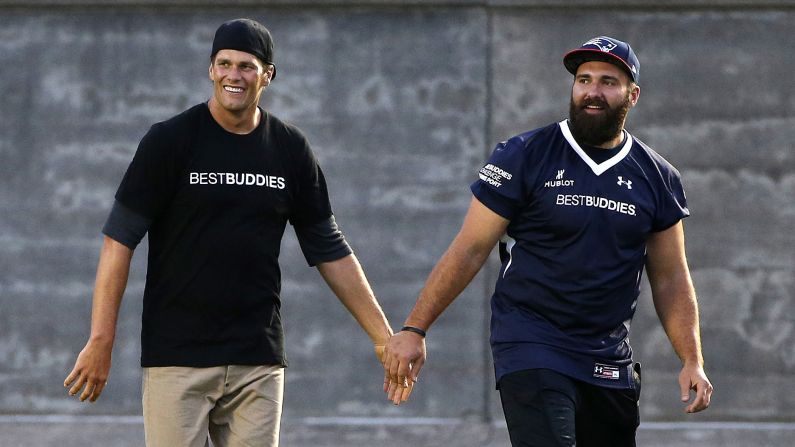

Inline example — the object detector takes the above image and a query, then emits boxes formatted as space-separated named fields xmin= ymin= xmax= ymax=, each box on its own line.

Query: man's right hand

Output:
xmin=382 ymin=330 xmax=426 ymax=405
xmin=63 ymin=338 xmax=113 ymax=403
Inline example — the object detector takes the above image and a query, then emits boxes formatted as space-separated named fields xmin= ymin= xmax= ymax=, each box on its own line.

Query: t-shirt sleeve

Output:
xmin=101 ymin=199 xmax=153 ymax=249
xmin=287 ymin=130 xmax=334 ymax=226
xmin=294 ymin=215 xmax=352 ymax=266
xmin=651 ymin=162 xmax=690 ymax=232
xmin=470 ymin=137 xmax=530 ymax=221
xmin=114 ymin=123 xmax=183 ymax=220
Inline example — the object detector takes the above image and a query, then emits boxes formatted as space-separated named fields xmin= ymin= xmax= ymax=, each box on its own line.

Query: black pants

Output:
xmin=498 ymin=367 xmax=641 ymax=447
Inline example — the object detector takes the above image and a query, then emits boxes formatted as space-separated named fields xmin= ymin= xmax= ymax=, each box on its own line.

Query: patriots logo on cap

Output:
xmin=583 ymin=37 xmax=617 ymax=53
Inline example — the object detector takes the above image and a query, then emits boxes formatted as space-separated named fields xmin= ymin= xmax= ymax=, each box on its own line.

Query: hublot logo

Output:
xmin=545 ymin=169 xmax=575 ymax=188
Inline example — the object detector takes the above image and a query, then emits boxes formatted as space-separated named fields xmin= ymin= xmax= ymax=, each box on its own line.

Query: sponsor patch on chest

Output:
xmin=544 ymin=169 xmax=575 ymax=188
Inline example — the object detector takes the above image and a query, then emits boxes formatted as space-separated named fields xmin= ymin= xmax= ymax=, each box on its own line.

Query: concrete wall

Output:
xmin=0 ymin=1 xmax=793 ymax=427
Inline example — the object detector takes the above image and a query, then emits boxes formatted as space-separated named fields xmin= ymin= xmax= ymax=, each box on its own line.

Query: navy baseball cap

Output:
xmin=211 ymin=18 xmax=276 ymax=79
xmin=563 ymin=36 xmax=639 ymax=83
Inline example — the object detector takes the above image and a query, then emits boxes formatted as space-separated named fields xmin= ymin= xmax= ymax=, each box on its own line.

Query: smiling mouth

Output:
xmin=583 ymin=101 xmax=607 ymax=112
xmin=224 ymin=86 xmax=244 ymax=93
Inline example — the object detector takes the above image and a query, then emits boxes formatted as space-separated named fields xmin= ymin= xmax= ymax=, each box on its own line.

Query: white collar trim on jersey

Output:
xmin=558 ymin=120 xmax=632 ymax=176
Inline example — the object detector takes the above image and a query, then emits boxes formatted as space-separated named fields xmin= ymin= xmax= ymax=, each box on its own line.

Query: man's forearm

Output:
xmin=317 ymin=254 xmax=392 ymax=344
xmin=405 ymin=197 xmax=509 ymax=331
xmin=64 ymin=235 xmax=134 ymax=402
xmin=403 ymin=236 xmax=492 ymax=331
xmin=646 ymin=222 xmax=705 ymax=366
xmin=89 ymin=236 xmax=134 ymax=343
xmin=652 ymin=276 xmax=704 ymax=367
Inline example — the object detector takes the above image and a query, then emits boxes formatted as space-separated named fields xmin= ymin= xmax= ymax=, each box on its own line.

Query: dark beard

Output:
xmin=568 ymin=94 xmax=631 ymax=147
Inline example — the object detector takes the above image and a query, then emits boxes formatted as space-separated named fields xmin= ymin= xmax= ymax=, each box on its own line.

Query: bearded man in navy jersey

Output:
xmin=63 ymin=18 xmax=396 ymax=447
xmin=383 ymin=36 xmax=713 ymax=446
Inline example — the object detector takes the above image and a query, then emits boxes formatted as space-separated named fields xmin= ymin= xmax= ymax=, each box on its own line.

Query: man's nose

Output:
xmin=226 ymin=66 xmax=242 ymax=79
xmin=583 ymin=84 xmax=604 ymax=100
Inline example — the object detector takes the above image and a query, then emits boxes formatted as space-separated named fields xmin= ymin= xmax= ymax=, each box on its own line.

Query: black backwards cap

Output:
xmin=211 ymin=18 xmax=276 ymax=79
xmin=563 ymin=36 xmax=639 ymax=84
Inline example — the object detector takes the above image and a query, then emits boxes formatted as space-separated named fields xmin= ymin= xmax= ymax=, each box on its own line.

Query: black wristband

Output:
xmin=401 ymin=326 xmax=426 ymax=337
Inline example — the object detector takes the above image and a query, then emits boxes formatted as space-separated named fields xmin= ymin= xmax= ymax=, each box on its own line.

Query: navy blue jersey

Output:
xmin=471 ymin=120 xmax=689 ymax=389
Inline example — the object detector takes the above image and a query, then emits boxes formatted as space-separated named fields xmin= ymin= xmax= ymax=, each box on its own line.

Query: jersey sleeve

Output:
xmin=114 ymin=123 xmax=184 ymax=220
xmin=651 ymin=165 xmax=690 ymax=232
xmin=286 ymin=129 xmax=334 ymax=226
xmin=470 ymin=136 xmax=531 ymax=220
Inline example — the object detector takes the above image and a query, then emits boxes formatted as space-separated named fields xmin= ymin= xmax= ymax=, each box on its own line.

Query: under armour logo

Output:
xmin=556 ymin=169 xmax=565 ymax=180
xmin=617 ymin=176 xmax=633 ymax=189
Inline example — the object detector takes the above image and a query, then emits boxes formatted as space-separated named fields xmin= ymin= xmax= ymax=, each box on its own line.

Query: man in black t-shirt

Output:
xmin=64 ymin=18 xmax=397 ymax=447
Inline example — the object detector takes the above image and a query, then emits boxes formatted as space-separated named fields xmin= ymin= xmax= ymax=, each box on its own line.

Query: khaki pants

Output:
xmin=142 ymin=365 xmax=284 ymax=447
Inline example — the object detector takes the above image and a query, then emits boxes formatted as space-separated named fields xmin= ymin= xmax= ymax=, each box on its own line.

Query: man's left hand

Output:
xmin=679 ymin=363 xmax=713 ymax=413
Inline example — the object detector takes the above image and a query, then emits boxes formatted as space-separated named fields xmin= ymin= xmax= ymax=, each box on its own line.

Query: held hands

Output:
xmin=679 ymin=363 xmax=713 ymax=413
xmin=381 ymin=330 xmax=426 ymax=405
xmin=375 ymin=344 xmax=408 ymax=404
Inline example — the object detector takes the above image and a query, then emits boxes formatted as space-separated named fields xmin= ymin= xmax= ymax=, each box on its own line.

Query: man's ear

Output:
xmin=629 ymin=84 xmax=640 ymax=107
xmin=259 ymin=67 xmax=273 ymax=87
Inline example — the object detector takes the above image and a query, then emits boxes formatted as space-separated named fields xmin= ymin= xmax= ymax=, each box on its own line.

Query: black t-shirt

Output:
xmin=116 ymin=103 xmax=334 ymax=367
